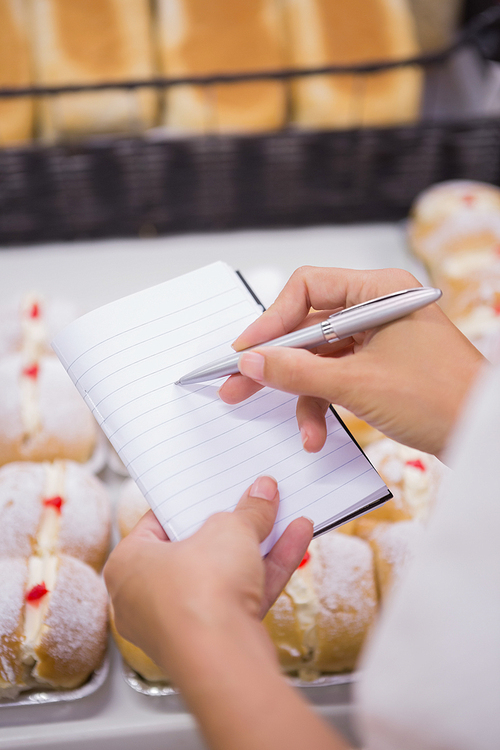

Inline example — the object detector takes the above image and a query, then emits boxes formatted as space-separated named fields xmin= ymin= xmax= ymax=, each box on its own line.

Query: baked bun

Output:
xmin=110 ymin=609 xmax=168 ymax=683
xmin=0 ymin=554 xmax=108 ymax=696
xmin=116 ymin=478 xmax=150 ymax=538
xmin=0 ymin=354 xmax=97 ymax=466
xmin=367 ymin=519 xmax=423 ymax=600
xmin=0 ymin=461 xmax=111 ymax=571
xmin=362 ymin=438 xmax=444 ymax=523
xmin=0 ymin=293 xmax=78 ymax=359
xmin=0 ymin=558 xmax=32 ymax=698
xmin=408 ymin=180 xmax=500 ymax=267
xmin=30 ymin=0 xmax=157 ymax=140
xmin=156 ymin=0 xmax=286 ymax=133
xmin=284 ymin=0 xmax=422 ymax=130
xmin=0 ymin=0 xmax=33 ymax=146
xmin=438 ymin=270 xmax=500 ymax=344
xmin=264 ymin=532 xmax=377 ymax=678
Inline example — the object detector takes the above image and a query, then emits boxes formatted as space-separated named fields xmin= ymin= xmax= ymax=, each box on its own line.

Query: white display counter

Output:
xmin=0 ymin=223 xmax=425 ymax=749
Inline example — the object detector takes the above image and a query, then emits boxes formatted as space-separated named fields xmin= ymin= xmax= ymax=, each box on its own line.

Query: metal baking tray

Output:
xmin=121 ymin=658 xmax=357 ymax=696
xmin=0 ymin=655 xmax=110 ymax=707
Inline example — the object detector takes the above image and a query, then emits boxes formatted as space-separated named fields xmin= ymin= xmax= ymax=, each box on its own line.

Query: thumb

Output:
xmin=238 ymin=347 xmax=354 ymax=403
xmin=233 ymin=476 xmax=279 ymax=544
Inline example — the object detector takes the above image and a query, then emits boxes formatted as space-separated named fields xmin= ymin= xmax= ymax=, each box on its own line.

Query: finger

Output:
xmin=233 ymin=476 xmax=279 ymax=544
xmin=218 ymin=372 xmax=264 ymax=404
xmin=127 ymin=509 xmax=170 ymax=543
xmin=296 ymin=395 xmax=330 ymax=452
xmin=260 ymin=517 xmax=313 ymax=617
xmin=232 ymin=267 xmax=419 ymax=351
xmin=238 ymin=345 xmax=359 ymax=405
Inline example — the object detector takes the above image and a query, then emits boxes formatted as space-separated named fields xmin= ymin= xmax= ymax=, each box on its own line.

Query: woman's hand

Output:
xmin=104 ymin=476 xmax=313 ymax=680
xmin=219 ymin=266 xmax=486 ymax=458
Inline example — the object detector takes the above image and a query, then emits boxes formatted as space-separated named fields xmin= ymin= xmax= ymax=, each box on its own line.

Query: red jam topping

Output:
xmin=462 ymin=194 xmax=475 ymax=206
xmin=22 ymin=363 xmax=39 ymax=379
xmin=493 ymin=302 xmax=500 ymax=316
xmin=406 ymin=458 xmax=426 ymax=471
xmin=26 ymin=583 xmax=49 ymax=603
xmin=29 ymin=303 xmax=40 ymax=319
xmin=298 ymin=551 xmax=310 ymax=568
xmin=495 ymin=244 xmax=500 ymax=257
xmin=43 ymin=496 xmax=64 ymax=512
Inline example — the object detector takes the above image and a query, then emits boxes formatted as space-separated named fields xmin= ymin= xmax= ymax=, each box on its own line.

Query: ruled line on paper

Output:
xmin=89 ymin=310 xmax=257 ymax=409
xmin=120 ymin=389 xmax=277 ymax=466
xmin=276 ymin=466 xmax=375 ymax=525
xmin=116 ymin=389 xmax=290 ymax=458
xmin=137 ymin=407 xmax=298 ymax=490
xmin=75 ymin=301 xmax=250 ymax=391
xmin=68 ymin=286 xmax=245 ymax=378
xmin=163 ymin=434 xmax=352 ymax=526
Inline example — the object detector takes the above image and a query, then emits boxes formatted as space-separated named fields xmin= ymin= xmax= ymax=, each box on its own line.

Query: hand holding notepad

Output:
xmin=52 ymin=262 xmax=391 ymax=554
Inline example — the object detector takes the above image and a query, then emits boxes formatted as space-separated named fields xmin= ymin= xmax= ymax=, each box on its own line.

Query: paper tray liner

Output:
xmin=0 ymin=655 xmax=110 ymax=707
xmin=120 ymin=658 xmax=357 ymax=696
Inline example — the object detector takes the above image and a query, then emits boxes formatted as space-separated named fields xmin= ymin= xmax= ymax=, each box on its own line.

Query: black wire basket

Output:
xmin=1 ymin=7 xmax=500 ymax=245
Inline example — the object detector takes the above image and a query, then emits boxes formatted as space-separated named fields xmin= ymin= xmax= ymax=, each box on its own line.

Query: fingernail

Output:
xmin=250 ymin=476 xmax=277 ymax=501
xmin=300 ymin=427 xmax=309 ymax=450
xmin=302 ymin=516 xmax=315 ymax=526
xmin=238 ymin=352 xmax=265 ymax=381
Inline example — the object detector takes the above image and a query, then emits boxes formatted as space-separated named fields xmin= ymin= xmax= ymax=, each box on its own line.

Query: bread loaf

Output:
xmin=29 ymin=0 xmax=157 ymax=140
xmin=283 ymin=0 xmax=423 ymax=129
xmin=156 ymin=0 xmax=287 ymax=133
xmin=0 ymin=0 xmax=33 ymax=145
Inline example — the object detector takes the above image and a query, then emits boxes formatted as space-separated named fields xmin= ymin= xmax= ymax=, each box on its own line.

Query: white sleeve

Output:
xmin=355 ymin=362 xmax=500 ymax=750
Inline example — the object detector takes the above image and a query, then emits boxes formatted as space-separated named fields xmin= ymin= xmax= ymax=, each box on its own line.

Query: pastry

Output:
xmin=156 ymin=0 xmax=286 ymax=133
xmin=29 ymin=0 xmax=157 ymax=140
xmin=0 ymin=554 xmax=108 ymax=697
xmin=368 ymin=519 xmax=423 ymax=600
xmin=0 ymin=460 xmax=111 ymax=571
xmin=362 ymin=437 xmax=444 ymax=523
xmin=0 ymin=354 xmax=97 ymax=466
xmin=0 ymin=293 xmax=78 ymax=359
xmin=116 ymin=478 xmax=150 ymax=538
xmin=283 ymin=0 xmax=422 ymax=129
xmin=264 ymin=531 xmax=378 ymax=677
xmin=436 ymin=268 xmax=500 ymax=343
xmin=408 ymin=180 xmax=500 ymax=268
xmin=0 ymin=0 xmax=33 ymax=146
xmin=110 ymin=608 xmax=168 ymax=683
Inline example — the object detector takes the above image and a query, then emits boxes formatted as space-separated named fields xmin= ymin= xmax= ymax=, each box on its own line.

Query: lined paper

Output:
xmin=52 ymin=262 xmax=390 ymax=554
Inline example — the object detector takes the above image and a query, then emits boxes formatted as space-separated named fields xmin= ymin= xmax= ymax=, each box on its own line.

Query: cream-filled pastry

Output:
xmin=0 ymin=293 xmax=78 ymax=359
xmin=362 ymin=438 xmax=444 ymax=523
xmin=264 ymin=532 xmax=378 ymax=678
xmin=0 ymin=555 xmax=108 ymax=696
xmin=0 ymin=461 xmax=111 ymax=571
xmin=368 ymin=519 xmax=424 ymax=600
xmin=0 ymin=354 xmax=97 ymax=466
xmin=408 ymin=180 xmax=500 ymax=267
xmin=116 ymin=478 xmax=150 ymax=538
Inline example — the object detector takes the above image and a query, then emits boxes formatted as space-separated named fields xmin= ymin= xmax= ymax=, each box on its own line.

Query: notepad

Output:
xmin=52 ymin=261 xmax=391 ymax=554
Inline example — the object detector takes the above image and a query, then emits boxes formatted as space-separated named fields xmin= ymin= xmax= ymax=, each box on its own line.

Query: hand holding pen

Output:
xmin=217 ymin=267 xmax=485 ymax=458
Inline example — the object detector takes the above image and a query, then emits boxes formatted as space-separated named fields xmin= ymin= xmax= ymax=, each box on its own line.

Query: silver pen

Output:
xmin=176 ymin=286 xmax=442 ymax=385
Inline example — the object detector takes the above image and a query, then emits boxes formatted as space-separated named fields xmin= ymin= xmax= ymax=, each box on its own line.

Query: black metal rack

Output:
xmin=1 ymin=7 xmax=500 ymax=245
